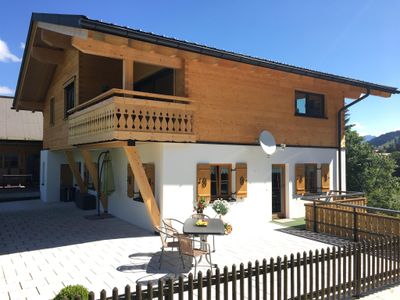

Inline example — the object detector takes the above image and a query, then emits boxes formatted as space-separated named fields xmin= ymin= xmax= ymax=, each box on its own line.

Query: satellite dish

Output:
xmin=259 ymin=130 xmax=276 ymax=156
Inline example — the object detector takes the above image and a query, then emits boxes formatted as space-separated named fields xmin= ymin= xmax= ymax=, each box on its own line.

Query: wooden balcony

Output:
xmin=68 ymin=89 xmax=196 ymax=145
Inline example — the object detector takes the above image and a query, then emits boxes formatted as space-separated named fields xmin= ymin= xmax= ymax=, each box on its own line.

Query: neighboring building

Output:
xmin=13 ymin=13 xmax=398 ymax=231
xmin=0 ymin=96 xmax=42 ymax=187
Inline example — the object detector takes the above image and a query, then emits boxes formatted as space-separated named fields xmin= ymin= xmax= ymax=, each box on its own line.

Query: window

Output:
xmin=210 ymin=165 xmax=231 ymax=200
xmin=64 ymin=78 xmax=75 ymax=117
xmin=134 ymin=68 xmax=174 ymax=96
xmin=4 ymin=153 xmax=18 ymax=169
xmin=304 ymin=164 xmax=318 ymax=194
xmin=49 ymin=97 xmax=55 ymax=126
xmin=295 ymin=91 xmax=325 ymax=118
xmin=295 ymin=163 xmax=331 ymax=195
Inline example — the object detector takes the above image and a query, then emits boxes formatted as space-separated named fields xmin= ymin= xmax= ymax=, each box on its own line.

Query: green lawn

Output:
xmin=272 ymin=217 xmax=306 ymax=229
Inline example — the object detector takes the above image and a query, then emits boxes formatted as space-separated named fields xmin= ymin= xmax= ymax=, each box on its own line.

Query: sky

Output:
xmin=0 ymin=0 xmax=398 ymax=137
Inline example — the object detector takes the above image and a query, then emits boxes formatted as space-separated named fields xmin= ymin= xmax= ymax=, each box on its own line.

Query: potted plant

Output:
xmin=194 ymin=196 xmax=208 ymax=213
xmin=212 ymin=199 xmax=229 ymax=218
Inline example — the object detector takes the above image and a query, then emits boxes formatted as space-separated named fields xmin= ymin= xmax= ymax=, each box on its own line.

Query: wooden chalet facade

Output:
xmin=14 ymin=13 xmax=398 ymax=230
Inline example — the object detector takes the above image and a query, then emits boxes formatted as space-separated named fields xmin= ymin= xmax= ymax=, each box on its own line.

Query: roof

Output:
xmin=0 ymin=97 xmax=43 ymax=141
xmin=14 ymin=13 xmax=399 ymax=108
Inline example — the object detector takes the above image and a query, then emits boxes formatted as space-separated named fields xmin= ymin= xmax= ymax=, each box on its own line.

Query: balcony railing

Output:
xmin=68 ymin=89 xmax=196 ymax=145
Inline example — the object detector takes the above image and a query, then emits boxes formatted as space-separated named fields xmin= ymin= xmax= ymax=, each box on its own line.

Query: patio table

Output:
xmin=183 ymin=218 xmax=224 ymax=252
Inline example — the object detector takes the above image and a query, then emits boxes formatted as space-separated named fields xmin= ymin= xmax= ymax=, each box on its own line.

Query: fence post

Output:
xmin=353 ymin=207 xmax=358 ymax=242
xmin=313 ymin=201 xmax=318 ymax=233
xmin=354 ymin=243 xmax=362 ymax=299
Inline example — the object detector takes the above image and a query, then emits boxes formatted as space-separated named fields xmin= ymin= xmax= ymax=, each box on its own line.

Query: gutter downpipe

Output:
xmin=337 ymin=88 xmax=370 ymax=193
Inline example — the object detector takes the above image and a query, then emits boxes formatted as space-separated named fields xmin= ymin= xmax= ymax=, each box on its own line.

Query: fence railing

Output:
xmin=304 ymin=197 xmax=400 ymax=242
xmin=68 ymin=89 xmax=196 ymax=145
xmin=76 ymin=237 xmax=400 ymax=300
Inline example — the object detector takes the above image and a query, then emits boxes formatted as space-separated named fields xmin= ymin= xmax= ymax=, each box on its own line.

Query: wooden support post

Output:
xmin=79 ymin=149 xmax=109 ymax=210
xmin=65 ymin=150 xmax=86 ymax=193
xmin=123 ymin=59 xmax=134 ymax=90
xmin=124 ymin=146 xmax=160 ymax=227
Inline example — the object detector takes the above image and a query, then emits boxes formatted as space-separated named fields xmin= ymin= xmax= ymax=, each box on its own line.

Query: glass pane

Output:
xmin=295 ymin=92 xmax=306 ymax=114
xmin=220 ymin=183 xmax=229 ymax=195
xmin=220 ymin=167 xmax=229 ymax=181
xmin=210 ymin=166 xmax=217 ymax=181
xmin=4 ymin=153 xmax=18 ymax=168
xmin=305 ymin=165 xmax=317 ymax=193
xmin=211 ymin=166 xmax=217 ymax=197
xmin=307 ymin=94 xmax=323 ymax=117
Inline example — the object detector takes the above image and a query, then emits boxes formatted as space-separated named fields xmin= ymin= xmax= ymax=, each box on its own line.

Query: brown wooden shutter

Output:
xmin=144 ymin=163 xmax=155 ymax=195
xmin=295 ymin=164 xmax=305 ymax=195
xmin=197 ymin=164 xmax=211 ymax=201
xmin=235 ymin=163 xmax=247 ymax=199
xmin=321 ymin=163 xmax=330 ymax=192
xmin=127 ymin=164 xmax=134 ymax=197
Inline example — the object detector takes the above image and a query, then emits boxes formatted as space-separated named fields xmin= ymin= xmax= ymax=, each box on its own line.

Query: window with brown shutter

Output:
xmin=321 ymin=164 xmax=330 ymax=192
xmin=235 ymin=163 xmax=247 ymax=199
xmin=295 ymin=164 xmax=305 ymax=195
xmin=197 ymin=164 xmax=211 ymax=201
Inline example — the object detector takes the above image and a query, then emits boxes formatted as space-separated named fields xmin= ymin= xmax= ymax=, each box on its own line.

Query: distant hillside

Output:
xmin=363 ymin=135 xmax=376 ymax=142
xmin=369 ymin=130 xmax=400 ymax=151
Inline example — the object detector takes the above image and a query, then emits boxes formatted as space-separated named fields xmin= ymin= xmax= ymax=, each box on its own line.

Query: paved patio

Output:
xmin=0 ymin=199 xmax=392 ymax=300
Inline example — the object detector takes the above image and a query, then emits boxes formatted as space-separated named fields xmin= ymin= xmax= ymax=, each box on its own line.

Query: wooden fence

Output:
xmin=305 ymin=197 xmax=400 ymax=241
xmin=71 ymin=237 xmax=400 ymax=300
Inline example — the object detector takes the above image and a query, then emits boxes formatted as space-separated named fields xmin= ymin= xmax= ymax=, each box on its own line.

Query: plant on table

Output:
xmin=212 ymin=199 xmax=229 ymax=217
xmin=212 ymin=199 xmax=232 ymax=234
xmin=194 ymin=196 xmax=208 ymax=213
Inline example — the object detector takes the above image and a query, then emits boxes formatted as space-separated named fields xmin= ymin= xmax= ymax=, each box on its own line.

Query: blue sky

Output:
xmin=0 ymin=0 xmax=398 ymax=136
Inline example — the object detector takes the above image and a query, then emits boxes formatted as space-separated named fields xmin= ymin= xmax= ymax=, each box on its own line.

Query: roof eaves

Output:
xmin=14 ymin=13 xmax=400 ymax=104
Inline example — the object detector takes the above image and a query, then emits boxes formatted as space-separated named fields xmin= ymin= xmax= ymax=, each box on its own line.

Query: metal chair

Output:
xmin=162 ymin=218 xmax=184 ymax=236
xmin=177 ymin=234 xmax=213 ymax=275
xmin=154 ymin=225 xmax=180 ymax=269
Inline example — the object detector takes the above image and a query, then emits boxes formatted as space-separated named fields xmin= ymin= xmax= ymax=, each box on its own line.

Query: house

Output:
xmin=0 ymin=96 xmax=42 ymax=187
xmin=13 ymin=13 xmax=398 ymax=231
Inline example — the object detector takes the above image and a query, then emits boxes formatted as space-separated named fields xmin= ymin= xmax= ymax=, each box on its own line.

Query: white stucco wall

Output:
xmin=40 ymin=143 xmax=342 ymax=232
xmin=40 ymin=150 xmax=67 ymax=203
xmin=161 ymin=143 xmax=271 ymax=229
xmin=106 ymin=144 xmax=164 ymax=232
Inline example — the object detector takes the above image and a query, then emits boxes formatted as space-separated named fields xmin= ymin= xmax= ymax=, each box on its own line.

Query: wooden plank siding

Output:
xmin=42 ymin=49 xmax=79 ymax=150
xmin=37 ymin=30 xmax=366 ymax=150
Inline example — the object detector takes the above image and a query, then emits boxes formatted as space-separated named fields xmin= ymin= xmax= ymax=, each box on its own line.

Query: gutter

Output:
xmin=337 ymin=88 xmax=371 ymax=191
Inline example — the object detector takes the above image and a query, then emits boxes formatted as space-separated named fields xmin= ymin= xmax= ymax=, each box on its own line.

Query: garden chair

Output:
xmin=162 ymin=218 xmax=184 ymax=237
xmin=177 ymin=234 xmax=213 ymax=275
xmin=154 ymin=225 xmax=181 ymax=269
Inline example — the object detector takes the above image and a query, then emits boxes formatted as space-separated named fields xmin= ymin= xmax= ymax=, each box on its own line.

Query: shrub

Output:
xmin=54 ymin=285 xmax=89 ymax=300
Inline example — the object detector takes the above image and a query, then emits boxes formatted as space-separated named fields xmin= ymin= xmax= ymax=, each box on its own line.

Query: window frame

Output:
xmin=210 ymin=164 xmax=232 ymax=201
xmin=294 ymin=90 xmax=326 ymax=119
xmin=64 ymin=76 xmax=76 ymax=118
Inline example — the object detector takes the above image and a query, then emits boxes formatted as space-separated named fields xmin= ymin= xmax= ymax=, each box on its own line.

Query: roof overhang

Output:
xmin=14 ymin=13 xmax=399 ymax=111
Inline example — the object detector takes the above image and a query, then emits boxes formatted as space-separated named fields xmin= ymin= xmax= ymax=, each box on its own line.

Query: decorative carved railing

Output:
xmin=68 ymin=90 xmax=195 ymax=145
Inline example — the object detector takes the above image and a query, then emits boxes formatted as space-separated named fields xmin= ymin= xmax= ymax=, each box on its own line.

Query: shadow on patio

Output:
xmin=0 ymin=199 xmax=153 ymax=255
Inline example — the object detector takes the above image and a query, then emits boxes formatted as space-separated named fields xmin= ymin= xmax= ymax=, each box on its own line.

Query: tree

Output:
xmin=391 ymin=151 xmax=400 ymax=177
xmin=346 ymin=128 xmax=400 ymax=209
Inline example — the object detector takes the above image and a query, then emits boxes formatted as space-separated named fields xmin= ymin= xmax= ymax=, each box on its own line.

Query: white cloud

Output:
xmin=0 ymin=39 xmax=22 ymax=62
xmin=0 ymin=86 xmax=15 ymax=96
xmin=20 ymin=42 xmax=25 ymax=50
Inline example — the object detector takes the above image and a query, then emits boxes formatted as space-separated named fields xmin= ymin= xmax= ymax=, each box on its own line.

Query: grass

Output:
xmin=272 ymin=217 xmax=306 ymax=229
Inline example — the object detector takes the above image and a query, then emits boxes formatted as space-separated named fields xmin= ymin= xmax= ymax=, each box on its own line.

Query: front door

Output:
xmin=272 ymin=165 xmax=285 ymax=218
